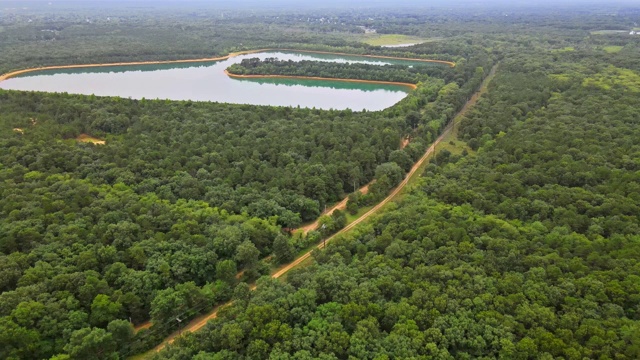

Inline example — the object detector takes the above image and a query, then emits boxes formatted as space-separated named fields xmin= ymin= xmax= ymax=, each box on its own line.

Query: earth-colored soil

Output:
xmin=0 ymin=49 xmax=455 ymax=83
xmin=296 ymin=182 xmax=372 ymax=235
xmin=134 ymin=322 xmax=151 ymax=333
xmin=145 ymin=63 xmax=498 ymax=357
xmin=76 ymin=134 xmax=106 ymax=145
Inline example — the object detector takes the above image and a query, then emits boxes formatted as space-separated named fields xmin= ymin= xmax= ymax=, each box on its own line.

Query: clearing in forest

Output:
xmin=603 ymin=45 xmax=624 ymax=53
xmin=77 ymin=133 xmax=106 ymax=145
xmin=358 ymin=34 xmax=432 ymax=46
xmin=590 ymin=30 xmax=628 ymax=35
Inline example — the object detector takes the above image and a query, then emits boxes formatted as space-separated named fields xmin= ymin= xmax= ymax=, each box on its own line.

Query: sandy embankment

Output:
xmin=0 ymin=49 xmax=454 ymax=83
xmin=76 ymin=134 xmax=106 ymax=145
xmin=224 ymin=70 xmax=418 ymax=90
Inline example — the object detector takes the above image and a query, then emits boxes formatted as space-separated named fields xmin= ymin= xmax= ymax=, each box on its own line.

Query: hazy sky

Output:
xmin=5 ymin=0 xmax=639 ymax=5
xmin=4 ymin=0 xmax=638 ymax=12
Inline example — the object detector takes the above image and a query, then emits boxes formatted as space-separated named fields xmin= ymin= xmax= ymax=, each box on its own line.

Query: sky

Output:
xmin=6 ymin=0 xmax=639 ymax=5
xmin=3 ymin=0 xmax=638 ymax=12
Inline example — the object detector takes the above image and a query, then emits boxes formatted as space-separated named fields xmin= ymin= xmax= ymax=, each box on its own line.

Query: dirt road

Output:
xmin=144 ymin=63 xmax=497 ymax=356
xmin=273 ymin=64 xmax=499 ymax=280
xmin=153 ymin=113 xmax=452 ymax=352
xmin=273 ymin=128 xmax=447 ymax=277
xmin=153 ymin=137 xmax=444 ymax=352
xmin=296 ymin=183 xmax=370 ymax=234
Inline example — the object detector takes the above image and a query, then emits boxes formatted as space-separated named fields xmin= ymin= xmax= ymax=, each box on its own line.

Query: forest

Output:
xmin=226 ymin=58 xmax=452 ymax=84
xmin=1 ymin=1 xmax=640 ymax=360
xmin=156 ymin=15 xmax=640 ymax=360
xmin=0 ymin=5 xmax=497 ymax=359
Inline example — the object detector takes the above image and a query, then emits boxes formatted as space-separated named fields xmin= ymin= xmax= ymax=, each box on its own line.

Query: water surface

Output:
xmin=0 ymin=51 xmax=438 ymax=111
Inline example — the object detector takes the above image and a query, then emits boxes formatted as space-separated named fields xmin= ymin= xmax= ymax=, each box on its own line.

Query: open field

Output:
xmin=590 ymin=30 xmax=628 ymax=35
xmin=356 ymin=34 xmax=432 ymax=46
xmin=551 ymin=46 xmax=575 ymax=52
xmin=603 ymin=45 xmax=624 ymax=53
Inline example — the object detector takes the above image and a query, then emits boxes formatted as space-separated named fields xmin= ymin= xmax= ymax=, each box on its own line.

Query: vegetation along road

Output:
xmin=147 ymin=63 xmax=499 ymax=356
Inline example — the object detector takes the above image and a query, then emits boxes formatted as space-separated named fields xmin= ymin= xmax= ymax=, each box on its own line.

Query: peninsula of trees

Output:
xmin=226 ymin=58 xmax=449 ymax=84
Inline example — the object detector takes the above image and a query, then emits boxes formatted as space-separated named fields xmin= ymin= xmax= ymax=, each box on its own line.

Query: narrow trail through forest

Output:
xmin=297 ymin=182 xmax=370 ymax=234
xmin=143 ymin=63 xmax=499 ymax=357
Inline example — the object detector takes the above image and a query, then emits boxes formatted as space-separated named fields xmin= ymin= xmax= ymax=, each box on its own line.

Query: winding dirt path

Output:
xmin=0 ymin=49 xmax=453 ymax=83
xmin=297 ymin=182 xmax=371 ymax=234
xmin=272 ymin=131 xmax=445 ymax=277
xmin=146 ymin=63 xmax=498 ymax=356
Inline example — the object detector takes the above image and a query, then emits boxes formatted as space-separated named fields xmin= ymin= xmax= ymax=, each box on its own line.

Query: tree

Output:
xmin=405 ymin=111 xmax=421 ymax=129
xmin=90 ymin=295 xmax=122 ymax=328
xmin=375 ymin=162 xmax=404 ymax=188
xmin=331 ymin=210 xmax=347 ymax=232
xmin=150 ymin=282 xmax=208 ymax=326
xmin=64 ymin=328 xmax=117 ymax=360
xmin=273 ymin=234 xmax=295 ymax=264
xmin=235 ymin=240 xmax=260 ymax=270
xmin=388 ymin=150 xmax=413 ymax=173
xmin=0 ymin=317 xmax=41 ymax=360
xmin=106 ymin=319 xmax=134 ymax=354
xmin=216 ymin=259 xmax=238 ymax=285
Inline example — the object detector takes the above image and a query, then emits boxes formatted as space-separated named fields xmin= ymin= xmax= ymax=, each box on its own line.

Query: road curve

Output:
xmin=272 ymin=127 xmax=447 ymax=277
xmin=272 ymin=64 xmax=499 ymax=280
xmin=153 ymin=129 xmax=447 ymax=353
xmin=154 ymin=110 xmax=452 ymax=353
xmin=146 ymin=62 xmax=497 ymax=357
xmin=296 ymin=183 xmax=370 ymax=235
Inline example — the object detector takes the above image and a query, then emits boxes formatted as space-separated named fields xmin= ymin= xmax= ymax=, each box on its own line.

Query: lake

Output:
xmin=0 ymin=51 xmax=439 ymax=111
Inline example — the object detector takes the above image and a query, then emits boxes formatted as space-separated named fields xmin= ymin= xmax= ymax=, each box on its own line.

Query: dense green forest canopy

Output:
xmin=157 ymin=18 xmax=640 ymax=360
xmin=0 ymin=4 xmax=497 ymax=359
xmin=1 ymin=2 xmax=640 ymax=360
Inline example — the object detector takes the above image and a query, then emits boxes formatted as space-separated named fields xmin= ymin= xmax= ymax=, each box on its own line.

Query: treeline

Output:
xmin=227 ymin=58 xmax=451 ymax=84
xmin=154 ymin=37 xmax=640 ymax=360
xmin=0 ymin=91 xmax=422 ymax=229
xmin=0 ymin=8 xmax=457 ymax=76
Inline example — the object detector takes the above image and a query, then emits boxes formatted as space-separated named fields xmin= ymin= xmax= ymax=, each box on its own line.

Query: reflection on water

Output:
xmin=233 ymin=76 xmax=408 ymax=92
xmin=0 ymin=51 xmax=442 ymax=111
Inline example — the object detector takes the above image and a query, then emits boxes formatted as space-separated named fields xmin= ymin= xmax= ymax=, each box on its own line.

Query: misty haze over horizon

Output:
xmin=4 ymin=0 xmax=639 ymax=9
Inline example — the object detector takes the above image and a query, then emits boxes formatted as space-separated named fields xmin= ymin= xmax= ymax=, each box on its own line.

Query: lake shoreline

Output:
xmin=224 ymin=69 xmax=418 ymax=90
xmin=0 ymin=48 xmax=454 ymax=82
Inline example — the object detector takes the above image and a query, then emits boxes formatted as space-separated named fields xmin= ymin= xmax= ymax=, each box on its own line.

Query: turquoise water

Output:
xmin=0 ymin=51 xmax=434 ymax=111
